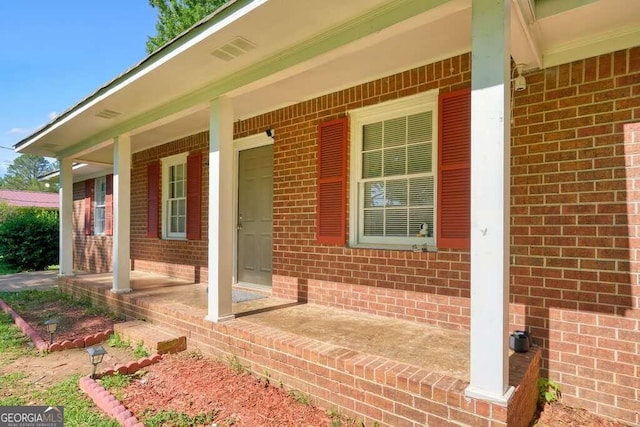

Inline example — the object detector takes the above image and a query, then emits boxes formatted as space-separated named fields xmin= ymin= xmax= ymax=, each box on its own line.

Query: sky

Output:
xmin=0 ymin=1 xmax=158 ymax=176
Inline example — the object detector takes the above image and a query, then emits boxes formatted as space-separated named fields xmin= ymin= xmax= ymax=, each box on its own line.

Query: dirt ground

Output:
xmin=2 ymin=346 xmax=135 ymax=390
xmin=17 ymin=300 xmax=121 ymax=343
xmin=4 ymin=295 xmax=632 ymax=426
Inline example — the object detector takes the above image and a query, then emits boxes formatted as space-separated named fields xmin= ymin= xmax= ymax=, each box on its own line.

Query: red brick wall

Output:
xmin=235 ymin=49 xmax=640 ymax=423
xmin=73 ymin=133 xmax=210 ymax=283
xmin=72 ymin=180 xmax=112 ymax=273
xmin=69 ymin=48 xmax=640 ymax=424
xmin=509 ymin=48 xmax=640 ymax=424
xmin=235 ymin=53 xmax=474 ymax=330
xmin=130 ymin=132 xmax=209 ymax=283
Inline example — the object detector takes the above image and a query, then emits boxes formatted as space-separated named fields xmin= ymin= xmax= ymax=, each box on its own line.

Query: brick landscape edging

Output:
xmin=48 ymin=329 xmax=114 ymax=352
xmin=79 ymin=354 xmax=162 ymax=427
xmin=0 ymin=297 xmax=114 ymax=353
xmin=0 ymin=298 xmax=49 ymax=352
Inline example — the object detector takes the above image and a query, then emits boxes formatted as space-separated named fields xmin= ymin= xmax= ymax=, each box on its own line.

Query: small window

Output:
xmin=162 ymin=153 xmax=187 ymax=239
xmin=94 ymin=177 xmax=106 ymax=235
xmin=349 ymin=91 xmax=438 ymax=249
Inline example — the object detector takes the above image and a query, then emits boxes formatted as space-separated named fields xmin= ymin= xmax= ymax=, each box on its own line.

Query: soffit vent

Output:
xmin=95 ymin=109 xmax=122 ymax=119
xmin=210 ymin=36 xmax=256 ymax=61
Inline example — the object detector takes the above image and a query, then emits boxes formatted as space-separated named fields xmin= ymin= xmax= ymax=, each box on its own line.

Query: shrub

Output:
xmin=0 ymin=208 xmax=58 ymax=271
xmin=0 ymin=202 xmax=15 ymax=223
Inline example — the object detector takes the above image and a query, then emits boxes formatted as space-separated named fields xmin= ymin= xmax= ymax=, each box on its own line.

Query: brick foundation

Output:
xmin=60 ymin=276 xmax=539 ymax=426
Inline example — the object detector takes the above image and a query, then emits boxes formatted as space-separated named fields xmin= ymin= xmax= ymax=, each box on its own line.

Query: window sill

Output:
xmin=349 ymin=243 xmax=438 ymax=253
xmin=162 ymin=236 xmax=187 ymax=241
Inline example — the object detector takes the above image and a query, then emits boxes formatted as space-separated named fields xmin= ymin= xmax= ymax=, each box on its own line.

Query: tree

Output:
xmin=0 ymin=155 xmax=57 ymax=192
xmin=146 ymin=0 xmax=229 ymax=54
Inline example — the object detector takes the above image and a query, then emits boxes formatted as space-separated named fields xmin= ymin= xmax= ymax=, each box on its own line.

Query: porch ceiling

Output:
xmin=15 ymin=0 xmax=640 ymax=173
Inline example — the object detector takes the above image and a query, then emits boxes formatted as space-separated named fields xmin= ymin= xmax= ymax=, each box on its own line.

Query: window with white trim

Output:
xmin=349 ymin=91 xmax=437 ymax=249
xmin=162 ymin=153 xmax=187 ymax=239
xmin=94 ymin=176 xmax=106 ymax=235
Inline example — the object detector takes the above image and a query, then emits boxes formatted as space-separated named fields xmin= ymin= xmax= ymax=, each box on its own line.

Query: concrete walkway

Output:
xmin=0 ymin=270 xmax=59 ymax=292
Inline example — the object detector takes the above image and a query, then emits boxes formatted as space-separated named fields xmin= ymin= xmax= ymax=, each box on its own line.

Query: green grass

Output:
xmin=0 ymin=372 xmax=29 ymax=405
xmin=0 ymin=312 xmax=33 ymax=361
xmin=99 ymin=373 xmax=134 ymax=401
xmin=0 ymin=289 xmax=120 ymax=322
xmin=99 ymin=373 xmax=132 ymax=390
xmin=36 ymin=374 xmax=118 ymax=427
xmin=106 ymin=332 xmax=130 ymax=349
xmin=0 ymin=293 xmax=120 ymax=426
xmin=0 ymin=289 xmax=60 ymax=310
xmin=0 ymin=256 xmax=57 ymax=275
xmin=132 ymin=340 xmax=150 ymax=359
xmin=142 ymin=409 xmax=218 ymax=427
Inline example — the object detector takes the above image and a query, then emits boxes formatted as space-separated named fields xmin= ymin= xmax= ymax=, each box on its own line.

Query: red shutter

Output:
xmin=147 ymin=162 xmax=160 ymax=238
xmin=186 ymin=152 xmax=202 ymax=240
xmin=84 ymin=180 xmax=92 ymax=235
xmin=105 ymin=174 xmax=113 ymax=236
xmin=437 ymin=89 xmax=471 ymax=250
xmin=316 ymin=117 xmax=347 ymax=245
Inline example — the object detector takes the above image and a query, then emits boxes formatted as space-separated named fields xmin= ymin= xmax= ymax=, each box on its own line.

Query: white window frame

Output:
xmin=348 ymin=90 xmax=438 ymax=250
xmin=161 ymin=153 xmax=188 ymax=240
xmin=94 ymin=176 xmax=106 ymax=235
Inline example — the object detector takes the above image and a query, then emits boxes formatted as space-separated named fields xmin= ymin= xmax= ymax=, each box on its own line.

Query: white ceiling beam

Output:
xmin=511 ymin=0 xmax=542 ymax=69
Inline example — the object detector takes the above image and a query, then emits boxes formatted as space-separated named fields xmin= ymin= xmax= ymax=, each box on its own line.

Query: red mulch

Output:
xmin=119 ymin=352 xmax=338 ymax=427
xmin=533 ymin=402 xmax=631 ymax=426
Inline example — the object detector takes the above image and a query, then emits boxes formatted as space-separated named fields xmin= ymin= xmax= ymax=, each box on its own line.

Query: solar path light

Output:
xmin=44 ymin=318 xmax=59 ymax=345
xmin=86 ymin=345 xmax=108 ymax=379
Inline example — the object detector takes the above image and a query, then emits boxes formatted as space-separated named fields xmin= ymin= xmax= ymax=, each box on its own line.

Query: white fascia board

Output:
xmin=543 ymin=24 xmax=640 ymax=68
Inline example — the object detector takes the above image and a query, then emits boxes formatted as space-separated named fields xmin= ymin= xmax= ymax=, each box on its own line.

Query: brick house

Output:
xmin=15 ymin=0 xmax=640 ymax=425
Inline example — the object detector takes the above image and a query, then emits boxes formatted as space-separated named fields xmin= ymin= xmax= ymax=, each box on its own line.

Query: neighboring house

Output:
xmin=13 ymin=0 xmax=640 ymax=425
xmin=0 ymin=189 xmax=58 ymax=210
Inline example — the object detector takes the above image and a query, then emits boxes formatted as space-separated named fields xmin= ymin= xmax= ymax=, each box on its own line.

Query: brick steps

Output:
xmin=114 ymin=320 xmax=186 ymax=354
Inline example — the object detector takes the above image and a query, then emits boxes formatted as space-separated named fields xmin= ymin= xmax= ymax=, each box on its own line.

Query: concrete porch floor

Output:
xmin=66 ymin=271 xmax=534 ymax=384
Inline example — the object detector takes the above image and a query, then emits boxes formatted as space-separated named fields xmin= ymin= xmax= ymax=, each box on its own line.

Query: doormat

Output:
xmin=232 ymin=289 xmax=266 ymax=303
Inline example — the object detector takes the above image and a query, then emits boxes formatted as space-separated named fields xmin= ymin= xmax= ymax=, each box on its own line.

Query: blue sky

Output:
xmin=0 ymin=1 xmax=158 ymax=176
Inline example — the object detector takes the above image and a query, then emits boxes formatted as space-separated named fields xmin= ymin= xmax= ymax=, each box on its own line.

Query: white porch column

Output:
xmin=112 ymin=135 xmax=132 ymax=293
xmin=465 ymin=0 xmax=513 ymax=404
xmin=206 ymin=97 xmax=234 ymax=322
xmin=58 ymin=157 xmax=73 ymax=276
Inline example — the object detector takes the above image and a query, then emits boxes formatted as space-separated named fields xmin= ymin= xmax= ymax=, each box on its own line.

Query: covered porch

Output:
xmin=30 ymin=0 xmax=531 ymax=405
xmin=15 ymin=0 xmax=639 ymax=424
xmin=59 ymin=271 xmax=540 ymax=426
